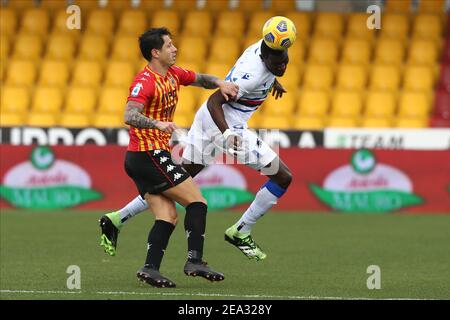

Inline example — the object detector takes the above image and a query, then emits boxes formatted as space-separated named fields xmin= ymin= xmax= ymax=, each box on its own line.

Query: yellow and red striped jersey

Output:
xmin=127 ymin=65 xmax=196 ymax=151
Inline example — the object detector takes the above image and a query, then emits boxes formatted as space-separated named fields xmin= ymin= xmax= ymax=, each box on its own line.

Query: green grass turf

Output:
xmin=1 ymin=210 xmax=449 ymax=300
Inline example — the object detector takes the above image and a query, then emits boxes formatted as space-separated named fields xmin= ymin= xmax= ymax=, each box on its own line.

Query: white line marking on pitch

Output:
xmin=0 ymin=289 xmax=428 ymax=300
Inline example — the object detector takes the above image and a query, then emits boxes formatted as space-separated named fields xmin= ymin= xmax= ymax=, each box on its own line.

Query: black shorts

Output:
xmin=124 ymin=150 xmax=190 ymax=197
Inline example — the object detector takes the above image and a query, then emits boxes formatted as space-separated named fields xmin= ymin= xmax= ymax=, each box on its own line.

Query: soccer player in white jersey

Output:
xmin=100 ymin=40 xmax=292 ymax=261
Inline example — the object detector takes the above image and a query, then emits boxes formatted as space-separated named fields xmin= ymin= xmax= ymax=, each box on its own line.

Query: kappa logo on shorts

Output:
xmin=160 ymin=156 xmax=168 ymax=164
xmin=153 ymin=150 xmax=161 ymax=155
xmin=166 ymin=165 xmax=175 ymax=172
xmin=174 ymin=173 xmax=182 ymax=181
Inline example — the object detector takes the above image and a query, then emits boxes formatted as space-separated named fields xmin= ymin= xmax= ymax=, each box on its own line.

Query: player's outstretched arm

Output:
xmin=191 ymin=74 xmax=238 ymax=101
xmin=272 ymin=79 xmax=287 ymax=99
xmin=124 ymin=101 xmax=178 ymax=133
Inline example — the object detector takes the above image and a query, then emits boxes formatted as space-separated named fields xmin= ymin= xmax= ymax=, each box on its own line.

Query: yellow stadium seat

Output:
xmin=259 ymin=116 xmax=292 ymax=129
xmin=370 ymin=64 xmax=401 ymax=91
xmin=237 ymin=0 xmax=266 ymax=13
xmin=150 ymin=10 xmax=180 ymax=34
xmin=117 ymin=10 xmax=147 ymax=36
xmin=86 ymin=10 xmax=114 ymax=37
xmin=106 ymin=0 xmax=133 ymax=13
xmin=176 ymin=37 xmax=207 ymax=65
xmin=172 ymin=0 xmax=198 ymax=11
xmin=142 ymin=0 xmax=168 ymax=11
xmin=0 ymin=61 xmax=6 ymax=82
xmin=403 ymin=65 xmax=434 ymax=91
xmin=327 ymin=116 xmax=358 ymax=128
xmin=346 ymin=13 xmax=377 ymax=41
xmin=59 ymin=113 xmax=91 ymax=128
xmin=209 ymin=37 xmax=240 ymax=65
xmin=0 ymin=35 xmax=9 ymax=61
xmin=413 ymin=14 xmax=442 ymax=40
xmin=243 ymin=35 xmax=262 ymax=51
xmin=308 ymin=38 xmax=339 ymax=64
xmin=297 ymin=90 xmax=329 ymax=117
xmin=65 ymin=87 xmax=97 ymax=114
xmin=111 ymin=36 xmax=141 ymax=62
xmin=341 ymin=39 xmax=372 ymax=64
xmin=365 ymin=91 xmax=396 ymax=118
xmin=31 ymin=87 xmax=63 ymax=114
xmin=136 ymin=58 xmax=148 ymax=72
xmin=20 ymin=8 xmax=49 ymax=37
xmin=0 ymin=8 xmax=17 ymax=36
xmin=418 ymin=0 xmax=445 ymax=13
xmin=73 ymin=0 xmax=101 ymax=12
xmin=176 ymin=62 xmax=201 ymax=74
xmin=204 ymin=63 xmax=230 ymax=80
xmin=395 ymin=117 xmax=428 ymax=128
xmin=0 ymin=112 xmax=25 ymax=127
xmin=6 ymin=60 xmax=36 ymax=87
xmin=281 ymin=65 xmax=301 ymax=90
xmin=361 ymin=117 xmax=393 ymax=128
xmin=173 ymin=113 xmax=194 ymax=128
xmin=176 ymin=87 xmax=197 ymax=116
xmin=375 ymin=38 xmax=405 ymax=65
xmin=78 ymin=35 xmax=109 ymax=62
xmin=40 ymin=0 xmax=68 ymax=14
xmin=331 ymin=91 xmax=363 ymax=117
xmin=12 ymin=34 xmax=43 ymax=61
xmin=288 ymin=41 xmax=305 ymax=61
xmin=38 ymin=60 xmax=69 ymax=88
xmin=72 ymin=61 xmax=103 ymax=88
xmin=303 ymin=64 xmax=334 ymax=90
xmin=51 ymin=9 xmax=82 ymax=40
xmin=104 ymin=61 xmax=135 ymax=88
xmin=27 ymin=112 xmax=57 ymax=127
xmin=182 ymin=11 xmax=212 ymax=38
xmin=293 ymin=116 xmax=325 ymax=130
xmin=45 ymin=35 xmax=76 ymax=62
xmin=385 ymin=0 xmax=411 ymax=13
xmin=198 ymin=90 xmax=215 ymax=107
xmin=98 ymin=88 xmax=128 ymax=114
xmin=1 ymin=86 xmax=30 ymax=114
xmin=314 ymin=13 xmax=344 ymax=40
xmin=336 ymin=64 xmax=368 ymax=90
xmin=408 ymin=39 xmax=438 ymax=65
xmin=399 ymin=91 xmax=430 ymax=117
xmin=380 ymin=13 xmax=410 ymax=40
xmin=204 ymin=0 xmax=231 ymax=12
xmin=93 ymin=114 xmax=125 ymax=128
xmin=262 ymin=93 xmax=296 ymax=116
xmin=285 ymin=12 xmax=311 ymax=41
xmin=270 ymin=0 xmax=297 ymax=14
xmin=215 ymin=11 xmax=245 ymax=39
xmin=248 ymin=11 xmax=275 ymax=37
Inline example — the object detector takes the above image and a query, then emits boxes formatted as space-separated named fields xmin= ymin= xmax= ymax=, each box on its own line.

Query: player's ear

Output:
xmin=151 ymin=48 xmax=160 ymax=59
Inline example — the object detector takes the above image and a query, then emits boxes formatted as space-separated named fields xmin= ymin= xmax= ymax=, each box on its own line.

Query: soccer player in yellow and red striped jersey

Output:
xmin=99 ymin=28 xmax=238 ymax=288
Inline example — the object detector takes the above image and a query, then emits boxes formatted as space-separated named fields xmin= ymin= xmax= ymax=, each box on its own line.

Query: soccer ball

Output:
xmin=262 ymin=16 xmax=297 ymax=50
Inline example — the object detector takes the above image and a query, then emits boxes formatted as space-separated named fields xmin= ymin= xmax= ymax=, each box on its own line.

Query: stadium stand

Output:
xmin=0 ymin=0 xmax=448 ymax=129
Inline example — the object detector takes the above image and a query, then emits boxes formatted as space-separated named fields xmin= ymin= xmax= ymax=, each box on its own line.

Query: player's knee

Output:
xmin=279 ymin=169 xmax=292 ymax=189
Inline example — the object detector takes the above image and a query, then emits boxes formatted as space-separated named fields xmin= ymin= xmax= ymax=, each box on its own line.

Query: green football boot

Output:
xmin=224 ymin=224 xmax=267 ymax=261
xmin=99 ymin=212 xmax=122 ymax=256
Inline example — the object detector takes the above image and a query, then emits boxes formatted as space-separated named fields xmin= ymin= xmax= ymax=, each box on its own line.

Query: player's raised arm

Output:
xmin=191 ymin=74 xmax=238 ymax=101
xmin=124 ymin=101 xmax=178 ymax=134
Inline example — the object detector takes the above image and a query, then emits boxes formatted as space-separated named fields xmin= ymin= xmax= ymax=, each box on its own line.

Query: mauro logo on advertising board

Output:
xmin=192 ymin=165 xmax=254 ymax=210
xmin=310 ymin=149 xmax=423 ymax=213
xmin=0 ymin=146 xmax=102 ymax=209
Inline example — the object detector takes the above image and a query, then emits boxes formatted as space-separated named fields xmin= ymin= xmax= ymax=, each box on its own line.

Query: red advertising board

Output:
xmin=1 ymin=145 xmax=449 ymax=213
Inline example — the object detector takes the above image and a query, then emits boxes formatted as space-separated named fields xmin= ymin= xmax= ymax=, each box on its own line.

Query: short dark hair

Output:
xmin=139 ymin=28 xmax=172 ymax=61
xmin=260 ymin=40 xmax=286 ymax=59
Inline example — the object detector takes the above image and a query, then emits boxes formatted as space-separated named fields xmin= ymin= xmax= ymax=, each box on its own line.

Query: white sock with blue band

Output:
xmin=236 ymin=180 xmax=287 ymax=234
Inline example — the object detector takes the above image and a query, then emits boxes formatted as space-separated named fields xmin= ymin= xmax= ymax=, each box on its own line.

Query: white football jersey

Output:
xmin=196 ymin=40 xmax=276 ymax=128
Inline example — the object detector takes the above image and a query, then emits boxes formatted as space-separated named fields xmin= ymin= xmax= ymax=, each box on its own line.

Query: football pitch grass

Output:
xmin=1 ymin=210 xmax=449 ymax=300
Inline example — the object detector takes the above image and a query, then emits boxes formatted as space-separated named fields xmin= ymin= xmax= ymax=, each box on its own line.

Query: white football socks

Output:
xmin=119 ymin=195 xmax=149 ymax=224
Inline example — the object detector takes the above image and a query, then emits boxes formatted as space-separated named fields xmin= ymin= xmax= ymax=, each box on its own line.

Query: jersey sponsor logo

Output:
xmin=241 ymin=73 xmax=251 ymax=80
